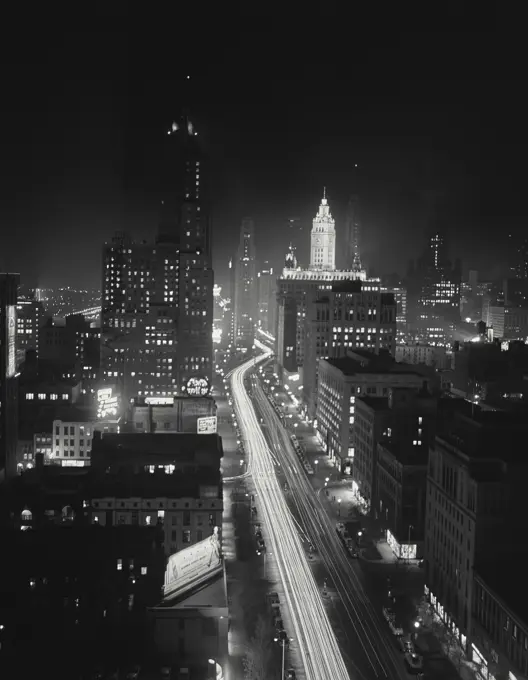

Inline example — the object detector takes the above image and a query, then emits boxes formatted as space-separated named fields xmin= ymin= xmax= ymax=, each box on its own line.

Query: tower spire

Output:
xmin=323 ymin=186 xmax=326 ymax=200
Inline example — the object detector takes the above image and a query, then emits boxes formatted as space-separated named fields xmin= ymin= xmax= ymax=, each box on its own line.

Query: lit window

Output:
xmin=26 ymin=393 xmax=34 ymax=400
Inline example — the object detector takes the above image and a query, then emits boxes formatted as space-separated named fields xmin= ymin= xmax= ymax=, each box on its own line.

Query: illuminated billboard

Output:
xmin=164 ymin=527 xmax=222 ymax=599
xmin=6 ymin=305 xmax=15 ymax=378
xmin=97 ymin=387 xmax=119 ymax=419
xmin=185 ymin=376 xmax=211 ymax=397
xmin=145 ymin=396 xmax=174 ymax=405
xmin=197 ymin=416 xmax=217 ymax=435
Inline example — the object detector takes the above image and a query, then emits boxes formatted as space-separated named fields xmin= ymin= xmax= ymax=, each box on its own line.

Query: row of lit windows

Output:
xmin=26 ymin=393 xmax=69 ymax=401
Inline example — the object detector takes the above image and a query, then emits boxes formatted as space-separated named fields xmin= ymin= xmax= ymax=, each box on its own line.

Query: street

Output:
xmin=250 ymin=371 xmax=409 ymax=680
xmin=228 ymin=353 xmax=349 ymax=680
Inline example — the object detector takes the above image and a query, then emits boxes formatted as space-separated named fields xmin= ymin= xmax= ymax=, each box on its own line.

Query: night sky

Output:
xmin=2 ymin=20 xmax=526 ymax=290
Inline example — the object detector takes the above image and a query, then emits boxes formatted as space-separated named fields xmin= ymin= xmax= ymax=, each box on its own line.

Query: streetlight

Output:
xmin=337 ymin=498 xmax=342 ymax=517
xmin=274 ymin=636 xmax=292 ymax=680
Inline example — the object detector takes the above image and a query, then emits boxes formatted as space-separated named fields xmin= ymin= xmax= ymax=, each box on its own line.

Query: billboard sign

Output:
xmin=97 ymin=387 xmax=119 ymax=419
xmin=6 ymin=305 xmax=15 ymax=378
xmin=197 ymin=416 xmax=217 ymax=435
xmin=146 ymin=396 xmax=174 ymax=405
xmin=185 ymin=376 xmax=211 ymax=397
xmin=164 ymin=527 xmax=222 ymax=599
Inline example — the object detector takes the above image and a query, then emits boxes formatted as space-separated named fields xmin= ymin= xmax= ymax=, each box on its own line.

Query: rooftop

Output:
xmin=88 ymin=470 xmax=221 ymax=499
xmin=323 ymin=355 xmax=423 ymax=378
xmin=379 ymin=439 xmax=428 ymax=467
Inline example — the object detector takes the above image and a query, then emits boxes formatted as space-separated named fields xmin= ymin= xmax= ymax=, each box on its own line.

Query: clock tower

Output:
xmin=310 ymin=188 xmax=336 ymax=270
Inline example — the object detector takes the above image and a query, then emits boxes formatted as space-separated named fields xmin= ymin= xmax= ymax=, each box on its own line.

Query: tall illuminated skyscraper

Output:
xmin=310 ymin=188 xmax=336 ymax=270
xmin=101 ymin=112 xmax=214 ymax=403
xmin=233 ymin=218 xmax=257 ymax=349
xmin=345 ymin=194 xmax=362 ymax=272
xmin=0 ymin=273 xmax=19 ymax=481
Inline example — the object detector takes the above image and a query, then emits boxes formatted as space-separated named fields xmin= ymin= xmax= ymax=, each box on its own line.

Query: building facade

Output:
xmin=303 ymin=282 xmax=397 ymax=416
xmin=233 ymin=218 xmax=257 ymax=349
xmin=310 ymin=189 xmax=336 ymax=270
xmin=101 ymin=112 xmax=213 ymax=404
xmin=0 ymin=272 xmax=20 ymax=481
xmin=16 ymin=294 xmax=45 ymax=366
xmin=315 ymin=353 xmax=427 ymax=473
xmin=424 ymin=410 xmax=528 ymax=651
xmin=257 ymin=262 xmax=274 ymax=334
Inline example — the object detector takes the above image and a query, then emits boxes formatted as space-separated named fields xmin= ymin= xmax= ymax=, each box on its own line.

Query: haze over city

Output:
xmin=2 ymin=19 xmax=528 ymax=680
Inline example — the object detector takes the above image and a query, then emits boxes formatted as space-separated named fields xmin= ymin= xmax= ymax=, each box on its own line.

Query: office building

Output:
xmin=395 ymin=343 xmax=449 ymax=368
xmin=16 ymin=293 xmax=45 ymax=366
xmin=381 ymin=284 xmax=407 ymax=340
xmin=303 ymin=281 xmax=396 ymax=416
xmin=472 ymin=562 xmax=528 ymax=680
xmin=310 ymin=187 xmax=336 ymax=270
xmin=0 ymin=273 xmax=20 ymax=481
xmin=101 ymin=112 xmax=214 ymax=404
xmin=407 ymin=231 xmax=461 ymax=346
xmin=257 ymin=261 xmax=274 ymax=334
xmin=344 ymin=194 xmax=362 ymax=272
xmin=276 ymin=191 xmax=367 ymax=379
xmin=90 ymin=432 xmax=223 ymax=557
xmin=315 ymin=351 xmax=427 ymax=474
xmin=355 ymin=386 xmax=435 ymax=521
xmin=424 ymin=407 xmax=528 ymax=651
xmin=233 ymin=218 xmax=257 ymax=349
xmin=40 ymin=314 xmax=100 ymax=384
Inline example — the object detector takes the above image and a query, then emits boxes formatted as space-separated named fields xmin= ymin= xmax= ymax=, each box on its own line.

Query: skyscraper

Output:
xmin=233 ymin=218 xmax=257 ymax=349
xmin=0 ymin=273 xmax=19 ymax=481
xmin=257 ymin=262 xmax=274 ymax=333
xmin=101 ymin=113 xmax=213 ymax=404
xmin=310 ymin=188 xmax=336 ymax=270
xmin=345 ymin=194 xmax=362 ymax=272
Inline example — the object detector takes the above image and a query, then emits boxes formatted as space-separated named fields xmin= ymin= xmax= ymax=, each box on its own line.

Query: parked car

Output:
xmin=397 ymin=636 xmax=415 ymax=654
xmin=273 ymin=616 xmax=285 ymax=631
xmin=257 ymin=539 xmax=266 ymax=551
xmin=255 ymin=530 xmax=263 ymax=541
xmin=286 ymin=670 xmax=296 ymax=679
xmin=404 ymin=652 xmax=423 ymax=672
xmin=382 ymin=607 xmax=396 ymax=622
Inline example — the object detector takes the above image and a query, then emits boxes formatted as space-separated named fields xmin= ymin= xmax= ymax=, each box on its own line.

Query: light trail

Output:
xmin=253 ymin=378 xmax=409 ymax=680
xmin=230 ymin=353 xmax=350 ymax=680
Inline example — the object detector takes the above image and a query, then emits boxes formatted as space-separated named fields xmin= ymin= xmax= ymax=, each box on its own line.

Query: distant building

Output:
xmin=315 ymin=352 xmax=428 ymax=474
xmin=310 ymin=188 xmax=336 ymax=270
xmin=303 ymin=281 xmax=396 ymax=417
xmin=276 ymin=191 xmax=367 ymax=379
xmin=277 ymin=295 xmax=298 ymax=374
xmin=16 ymin=294 xmax=45 ymax=366
xmin=381 ymin=285 xmax=407 ymax=339
xmin=40 ymin=314 xmax=100 ymax=384
xmin=395 ymin=343 xmax=448 ymax=368
xmin=233 ymin=218 xmax=257 ymax=349
xmin=257 ymin=262 xmax=274 ymax=334
xmin=0 ymin=272 xmax=20 ymax=481
xmin=407 ymin=230 xmax=461 ymax=346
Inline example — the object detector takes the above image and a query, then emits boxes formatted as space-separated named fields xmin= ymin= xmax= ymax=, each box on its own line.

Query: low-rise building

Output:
xmin=89 ymin=432 xmax=224 ymax=557
xmin=129 ymin=396 xmax=216 ymax=434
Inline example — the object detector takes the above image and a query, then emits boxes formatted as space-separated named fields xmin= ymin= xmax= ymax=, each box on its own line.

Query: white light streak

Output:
xmin=230 ymin=354 xmax=349 ymax=680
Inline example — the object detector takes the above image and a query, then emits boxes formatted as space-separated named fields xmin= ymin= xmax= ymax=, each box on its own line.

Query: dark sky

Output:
xmin=2 ymin=17 xmax=526 ymax=290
